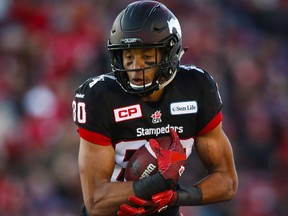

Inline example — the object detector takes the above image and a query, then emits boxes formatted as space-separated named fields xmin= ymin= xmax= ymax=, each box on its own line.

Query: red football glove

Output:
xmin=150 ymin=128 xmax=186 ymax=186
xmin=117 ymin=190 xmax=177 ymax=216
xmin=117 ymin=197 xmax=154 ymax=216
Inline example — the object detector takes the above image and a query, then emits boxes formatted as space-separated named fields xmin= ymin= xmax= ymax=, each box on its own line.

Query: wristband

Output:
xmin=133 ymin=172 xmax=169 ymax=199
xmin=176 ymin=186 xmax=202 ymax=206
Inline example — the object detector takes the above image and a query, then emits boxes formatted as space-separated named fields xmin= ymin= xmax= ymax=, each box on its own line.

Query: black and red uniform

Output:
xmin=73 ymin=65 xmax=223 ymax=182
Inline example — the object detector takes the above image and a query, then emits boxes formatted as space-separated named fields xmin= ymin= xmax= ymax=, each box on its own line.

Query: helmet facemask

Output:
xmin=110 ymin=36 xmax=182 ymax=96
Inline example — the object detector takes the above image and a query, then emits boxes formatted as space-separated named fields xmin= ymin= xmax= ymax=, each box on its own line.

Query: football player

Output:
xmin=73 ymin=1 xmax=238 ymax=215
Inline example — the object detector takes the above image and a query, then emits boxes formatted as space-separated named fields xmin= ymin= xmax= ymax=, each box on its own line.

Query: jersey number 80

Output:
xmin=72 ymin=100 xmax=86 ymax=124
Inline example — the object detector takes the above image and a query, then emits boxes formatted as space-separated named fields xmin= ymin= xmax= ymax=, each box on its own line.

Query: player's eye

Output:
xmin=124 ymin=54 xmax=133 ymax=60
xmin=145 ymin=61 xmax=156 ymax=66
xmin=143 ymin=54 xmax=154 ymax=60
xmin=143 ymin=54 xmax=157 ymax=66
xmin=123 ymin=54 xmax=133 ymax=65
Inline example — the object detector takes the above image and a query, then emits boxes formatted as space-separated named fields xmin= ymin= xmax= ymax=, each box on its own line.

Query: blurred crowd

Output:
xmin=0 ymin=0 xmax=287 ymax=215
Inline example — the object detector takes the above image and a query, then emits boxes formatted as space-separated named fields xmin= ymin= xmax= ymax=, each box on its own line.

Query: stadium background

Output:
xmin=0 ymin=0 xmax=287 ymax=215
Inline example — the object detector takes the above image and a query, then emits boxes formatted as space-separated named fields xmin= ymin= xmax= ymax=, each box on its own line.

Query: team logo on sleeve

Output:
xmin=114 ymin=104 xmax=142 ymax=122
xmin=151 ymin=110 xmax=162 ymax=124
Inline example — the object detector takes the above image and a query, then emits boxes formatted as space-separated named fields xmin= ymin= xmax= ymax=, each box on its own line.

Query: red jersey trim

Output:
xmin=78 ymin=127 xmax=112 ymax=146
xmin=197 ymin=111 xmax=222 ymax=136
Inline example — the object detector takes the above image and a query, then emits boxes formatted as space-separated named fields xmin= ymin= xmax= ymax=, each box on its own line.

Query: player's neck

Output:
xmin=141 ymin=88 xmax=164 ymax=102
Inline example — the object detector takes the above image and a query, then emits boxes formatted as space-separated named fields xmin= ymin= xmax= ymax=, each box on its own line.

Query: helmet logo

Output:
xmin=167 ymin=18 xmax=182 ymax=37
xmin=121 ymin=38 xmax=143 ymax=44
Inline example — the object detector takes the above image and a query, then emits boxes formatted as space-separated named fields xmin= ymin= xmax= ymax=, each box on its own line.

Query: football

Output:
xmin=125 ymin=136 xmax=172 ymax=181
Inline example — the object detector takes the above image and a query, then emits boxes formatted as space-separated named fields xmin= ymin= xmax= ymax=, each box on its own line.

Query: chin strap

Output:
xmin=129 ymin=82 xmax=153 ymax=90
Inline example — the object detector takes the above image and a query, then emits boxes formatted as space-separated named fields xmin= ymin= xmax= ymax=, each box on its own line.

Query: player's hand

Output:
xmin=150 ymin=128 xmax=186 ymax=187
xmin=117 ymin=196 xmax=155 ymax=216
xmin=117 ymin=190 xmax=177 ymax=216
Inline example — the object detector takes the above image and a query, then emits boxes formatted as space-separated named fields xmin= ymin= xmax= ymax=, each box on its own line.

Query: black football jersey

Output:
xmin=73 ymin=65 xmax=223 ymax=182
